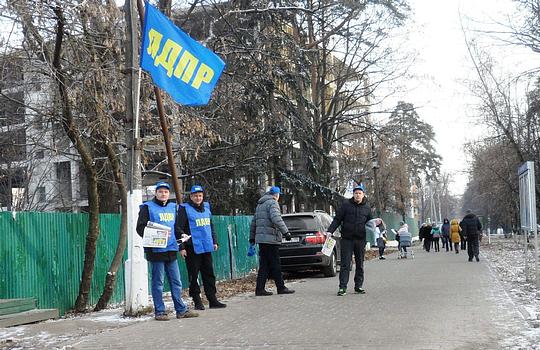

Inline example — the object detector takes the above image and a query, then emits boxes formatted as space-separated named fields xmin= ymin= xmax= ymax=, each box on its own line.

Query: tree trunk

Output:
xmin=95 ymin=142 xmax=128 ymax=311
xmin=51 ymin=5 xmax=101 ymax=312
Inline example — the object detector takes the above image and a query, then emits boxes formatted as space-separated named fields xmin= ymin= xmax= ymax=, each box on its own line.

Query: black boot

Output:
xmin=192 ymin=294 xmax=205 ymax=310
xmin=255 ymin=289 xmax=273 ymax=296
xmin=277 ymin=287 xmax=295 ymax=294
xmin=207 ymin=294 xmax=226 ymax=308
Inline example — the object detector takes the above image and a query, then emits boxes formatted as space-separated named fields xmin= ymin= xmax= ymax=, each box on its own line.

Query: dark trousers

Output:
xmin=467 ymin=235 xmax=480 ymax=259
xmin=453 ymin=242 xmax=459 ymax=253
xmin=339 ymin=239 xmax=366 ymax=289
xmin=184 ymin=244 xmax=217 ymax=297
xmin=432 ymin=237 xmax=440 ymax=251
xmin=423 ymin=238 xmax=431 ymax=252
xmin=256 ymin=243 xmax=285 ymax=292
xmin=460 ymin=235 xmax=467 ymax=250
xmin=442 ymin=236 xmax=450 ymax=251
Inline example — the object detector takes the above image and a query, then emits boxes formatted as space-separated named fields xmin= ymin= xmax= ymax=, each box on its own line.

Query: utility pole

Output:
xmin=437 ymin=191 xmax=442 ymax=224
xmin=124 ymin=0 xmax=148 ymax=316
xmin=371 ymin=137 xmax=381 ymax=217
xmin=429 ymin=183 xmax=436 ymax=223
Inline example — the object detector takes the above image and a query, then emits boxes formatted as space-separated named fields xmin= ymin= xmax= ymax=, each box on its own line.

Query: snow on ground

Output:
xmin=482 ymin=236 xmax=540 ymax=349
xmin=0 ymin=306 xmax=152 ymax=349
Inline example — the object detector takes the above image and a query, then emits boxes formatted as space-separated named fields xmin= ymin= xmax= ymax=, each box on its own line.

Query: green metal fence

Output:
xmin=0 ymin=212 xmax=258 ymax=316
xmin=0 ymin=212 xmax=124 ymax=316
xmin=0 ymin=210 xmax=416 ymax=316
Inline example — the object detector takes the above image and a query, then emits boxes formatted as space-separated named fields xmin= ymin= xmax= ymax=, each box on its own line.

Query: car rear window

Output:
xmin=283 ymin=216 xmax=319 ymax=231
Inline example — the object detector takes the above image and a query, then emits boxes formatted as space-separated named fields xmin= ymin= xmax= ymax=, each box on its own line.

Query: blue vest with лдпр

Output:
xmin=182 ymin=202 xmax=214 ymax=254
xmin=142 ymin=200 xmax=179 ymax=253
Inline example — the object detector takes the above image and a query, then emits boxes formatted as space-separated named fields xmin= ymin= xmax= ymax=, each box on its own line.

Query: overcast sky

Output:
xmin=389 ymin=0 xmax=539 ymax=195
xmin=2 ymin=0 xmax=538 ymax=196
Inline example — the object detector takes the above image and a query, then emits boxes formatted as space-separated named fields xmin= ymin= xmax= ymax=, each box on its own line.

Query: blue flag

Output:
xmin=140 ymin=3 xmax=225 ymax=106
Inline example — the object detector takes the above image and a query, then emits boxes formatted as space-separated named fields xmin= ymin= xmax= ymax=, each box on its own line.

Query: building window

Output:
xmin=36 ymin=186 xmax=46 ymax=202
xmin=52 ymin=123 xmax=70 ymax=153
xmin=0 ymin=91 xmax=25 ymax=126
xmin=56 ymin=161 xmax=72 ymax=203
xmin=0 ymin=129 xmax=26 ymax=163
xmin=78 ymin=163 xmax=88 ymax=200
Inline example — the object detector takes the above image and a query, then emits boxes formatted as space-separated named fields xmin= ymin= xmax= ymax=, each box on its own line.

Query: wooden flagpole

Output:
xmin=136 ymin=0 xmax=183 ymax=203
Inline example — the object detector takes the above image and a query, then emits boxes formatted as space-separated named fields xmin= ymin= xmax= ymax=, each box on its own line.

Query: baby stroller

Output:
xmin=397 ymin=231 xmax=413 ymax=259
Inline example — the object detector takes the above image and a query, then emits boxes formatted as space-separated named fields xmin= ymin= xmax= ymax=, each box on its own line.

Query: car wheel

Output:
xmin=322 ymin=252 xmax=337 ymax=277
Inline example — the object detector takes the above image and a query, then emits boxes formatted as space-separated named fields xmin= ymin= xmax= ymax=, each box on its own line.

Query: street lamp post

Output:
xmin=371 ymin=146 xmax=381 ymax=217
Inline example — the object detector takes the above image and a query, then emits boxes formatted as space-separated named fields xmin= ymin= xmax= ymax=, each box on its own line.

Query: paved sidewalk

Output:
xmin=70 ymin=246 xmax=528 ymax=349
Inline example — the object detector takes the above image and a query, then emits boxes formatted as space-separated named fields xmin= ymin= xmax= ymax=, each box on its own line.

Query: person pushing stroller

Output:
xmin=397 ymin=221 xmax=412 ymax=259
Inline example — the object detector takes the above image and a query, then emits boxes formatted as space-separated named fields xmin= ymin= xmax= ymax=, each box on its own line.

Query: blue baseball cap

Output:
xmin=353 ymin=184 xmax=365 ymax=192
xmin=155 ymin=181 xmax=170 ymax=190
xmin=268 ymin=186 xmax=281 ymax=195
xmin=190 ymin=185 xmax=204 ymax=193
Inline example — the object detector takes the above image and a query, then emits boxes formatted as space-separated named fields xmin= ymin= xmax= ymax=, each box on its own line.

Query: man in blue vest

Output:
xmin=176 ymin=185 xmax=226 ymax=310
xmin=136 ymin=181 xmax=198 ymax=321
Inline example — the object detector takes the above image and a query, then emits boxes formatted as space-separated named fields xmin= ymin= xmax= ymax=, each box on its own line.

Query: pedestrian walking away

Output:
xmin=441 ymin=218 xmax=451 ymax=251
xmin=450 ymin=219 xmax=461 ymax=254
xmin=176 ymin=185 xmax=226 ymax=310
xmin=374 ymin=219 xmax=387 ymax=260
xmin=431 ymin=223 xmax=441 ymax=252
xmin=397 ymin=222 xmax=411 ymax=258
xmin=249 ymin=186 xmax=295 ymax=296
xmin=136 ymin=181 xmax=199 ymax=321
xmin=326 ymin=184 xmax=373 ymax=296
xmin=460 ymin=223 xmax=467 ymax=251
xmin=419 ymin=223 xmax=432 ymax=252
xmin=460 ymin=210 xmax=482 ymax=262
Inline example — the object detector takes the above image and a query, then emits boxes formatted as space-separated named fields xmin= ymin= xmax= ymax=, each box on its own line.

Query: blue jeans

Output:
xmin=151 ymin=260 xmax=187 ymax=315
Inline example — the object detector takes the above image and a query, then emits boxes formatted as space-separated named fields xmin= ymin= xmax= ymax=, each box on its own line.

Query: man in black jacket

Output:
xmin=460 ymin=210 xmax=482 ymax=262
xmin=326 ymin=184 xmax=373 ymax=296
xmin=419 ymin=223 xmax=432 ymax=252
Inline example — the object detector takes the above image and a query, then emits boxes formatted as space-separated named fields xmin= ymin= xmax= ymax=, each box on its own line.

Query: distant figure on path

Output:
xmin=441 ymin=218 xmax=451 ymax=251
xmin=431 ymin=223 xmax=441 ymax=252
xmin=397 ymin=222 xmax=411 ymax=258
xmin=460 ymin=210 xmax=482 ymax=262
xmin=450 ymin=219 xmax=461 ymax=254
xmin=419 ymin=223 xmax=432 ymax=252
xmin=374 ymin=218 xmax=387 ymax=260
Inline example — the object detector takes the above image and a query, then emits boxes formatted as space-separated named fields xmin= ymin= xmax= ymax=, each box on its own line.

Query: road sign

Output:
xmin=518 ymin=161 xmax=536 ymax=232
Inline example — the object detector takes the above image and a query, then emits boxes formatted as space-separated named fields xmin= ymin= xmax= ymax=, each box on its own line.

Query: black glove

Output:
xmin=249 ymin=239 xmax=255 ymax=245
xmin=284 ymin=232 xmax=292 ymax=241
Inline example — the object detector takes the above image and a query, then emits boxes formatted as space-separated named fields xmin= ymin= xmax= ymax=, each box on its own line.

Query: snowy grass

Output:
xmin=483 ymin=238 xmax=540 ymax=349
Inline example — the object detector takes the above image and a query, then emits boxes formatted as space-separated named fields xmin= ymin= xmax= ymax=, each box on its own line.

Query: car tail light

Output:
xmin=305 ymin=231 xmax=326 ymax=245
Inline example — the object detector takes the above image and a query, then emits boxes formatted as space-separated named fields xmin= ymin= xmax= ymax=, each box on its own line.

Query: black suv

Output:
xmin=279 ymin=211 xmax=340 ymax=277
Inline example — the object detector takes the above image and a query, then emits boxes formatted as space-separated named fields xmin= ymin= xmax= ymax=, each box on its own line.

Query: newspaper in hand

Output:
xmin=321 ymin=236 xmax=337 ymax=257
xmin=142 ymin=221 xmax=171 ymax=248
